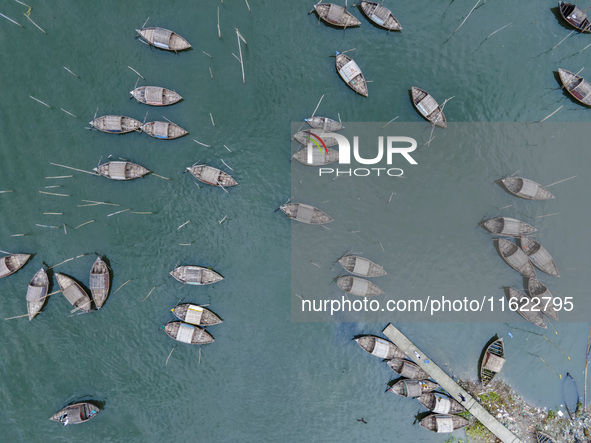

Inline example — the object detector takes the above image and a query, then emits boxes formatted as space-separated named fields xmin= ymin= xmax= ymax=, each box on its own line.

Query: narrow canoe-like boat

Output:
xmin=141 ymin=121 xmax=187 ymax=139
xmin=89 ymin=115 xmax=141 ymax=134
xmin=418 ymin=393 xmax=465 ymax=414
xmin=94 ymin=161 xmax=150 ymax=181
xmin=419 ymin=414 xmax=469 ymax=433
xmin=411 ymin=87 xmax=447 ymax=128
xmin=520 ymin=236 xmax=560 ymax=277
xmin=496 ymin=239 xmax=537 ymax=278
xmin=280 ymin=203 xmax=333 ymax=224
xmin=336 ymin=52 xmax=368 ymax=97
xmin=359 ymin=1 xmax=402 ymax=30
xmin=172 ymin=303 xmax=222 ymax=326
xmin=26 ymin=268 xmax=49 ymax=320
xmin=0 ymin=254 xmax=31 ymax=278
xmin=293 ymin=146 xmax=339 ymax=166
xmin=337 ymin=275 xmax=384 ymax=297
xmin=55 ymin=273 xmax=92 ymax=313
xmin=507 ymin=288 xmax=547 ymax=329
xmin=480 ymin=337 xmax=505 ymax=386
xmin=163 ymin=321 xmax=214 ymax=344
xmin=355 ymin=335 xmax=405 ymax=359
xmin=311 ymin=3 xmax=361 ymax=28
xmin=559 ymin=2 xmax=591 ymax=32
xmin=558 ymin=68 xmax=591 ymax=106
xmin=130 ymin=86 xmax=182 ymax=106
xmin=170 ymin=265 xmax=224 ymax=285
xmin=387 ymin=357 xmax=430 ymax=379
xmin=294 ymin=130 xmax=338 ymax=148
xmin=536 ymin=431 xmax=557 ymax=443
xmin=50 ymin=402 xmax=100 ymax=425
xmin=528 ymin=278 xmax=558 ymax=321
xmin=89 ymin=257 xmax=110 ymax=310
xmin=305 ymin=116 xmax=344 ymax=131
xmin=186 ymin=165 xmax=238 ymax=187
xmin=389 ymin=379 xmax=439 ymax=397
xmin=482 ymin=217 xmax=537 ymax=237
xmin=338 ymin=255 xmax=386 ymax=277
xmin=500 ymin=176 xmax=555 ymax=200
xmin=136 ymin=27 xmax=191 ymax=51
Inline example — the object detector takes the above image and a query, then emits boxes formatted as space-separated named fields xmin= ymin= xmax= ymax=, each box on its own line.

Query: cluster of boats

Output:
xmin=336 ymin=255 xmax=385 ymax=297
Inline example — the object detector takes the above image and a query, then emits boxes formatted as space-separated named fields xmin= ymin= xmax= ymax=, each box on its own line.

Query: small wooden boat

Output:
xmin=136 ymin=27 xmax=191 ymax=51
xmin=507 ymin=288 xmax=547 ymax=328
xmin=337 ymin=275 xmax=384 ymax=296
xmin=500 ymin=176 xmax=555 ymax=200
xmin=130 ymin=86 xmax=182 ymax=106
xmin=55 ymin=273 xmax=92 ymax=313
xmin=311 ymin=3 xmax=361 ymax=28
xmin=387 ymin=358 xmax=430 ymax=380
xmin=411 ymin=87 xmax=447 ymax=128
xmin=496 ymin=239 xmax=537 ymax=278
xmin=562 ymin=372 xmax=580 ymax=419
xmin=170 ymin=265 xmax=223 ymax=285
xmin=528 ymin=278 xmax=558 ymax=321
xmin=418 ymin=393 xmax=465 ymax=414
xmin=558 ymin=2 xmax=591 ymax=32
xmin=294 ymin=130 xmax=339 ymax=147
xmin=89 ymin=115 xmax=141 ymax=134
xmin=89 ymin=257 xmax=110 ymax=310
xmin=26 ymin=268 xmax=49 ymax=320
xmin=558 ymin=68 xmax=591 ymax=106
xmin=172 ymin=304 xmax=222 ymax=326
xmin=419 ymin=414 xmax=469 ymax=433
xmin=163 ymin=321 xmax=214 ymax=344
xmin=186 ymin=165 xmax=238 ymax=187
xmin=336 ymin=52 xmax=368 ymax=97
xmin=359 ymin=1 xmax=402 ymax=30
xmin=94 ymin=161 xmax=150 ymax=181
xmin=280 ymin=203 xmax=333 ymax=224
xmin=480 ymin=337 xmax=505 ymax=386
xmin=0 ymin=254 xmax=31 ymax=278
xmin=338 ymin=255 xmax=386 ymax=277
xmin=305 ymin=116 xmax=344 ymax=131
xmin=141 ymin=121 xmax=187 ymax=139
xmin=536 ymin=431 xmax=557 ymax=443
xmin=50 ymin=402 xmax=100 ymax=425
xmin=292 ymin=146 xmax=339 ymax=166
xmin=355 ymin=335 xmax=405 ymax=359
xmin=520 ymin=236 xmax=559 ymax=277
xmin=389 ymin=379 xmax=439 ymax=397
xmin=482 ymin=217 xmax=537 ymax=237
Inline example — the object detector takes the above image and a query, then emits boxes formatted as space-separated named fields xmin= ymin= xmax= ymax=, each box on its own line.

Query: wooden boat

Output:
xmin=520 ymin=236 xmax=560 ymax=277
xmin=337 ymin=275 xmax=383 ymax=297
xmin=482 ymin=217 xmax=537 ymax=237
xmin=496 ymin=239 xmax=537 ymax=278
xmin=136 ymin=27 xmax=191 ymax=51
xmin=500 ymin=176 xmax=554 ymax=200
xmin=558 ymin=68 xmax=591 ymax=106
xmin=536 ymin=431 xmax=557 ymax=443
xmin=359 ymin=1 xmax=402 ymax=30
xmin=186 ymin=165 xmax=238 ymax=187
xmin=559 ymin=2 xmax=591 ymax=32
xmin=389 ymin=379 xmax=438 ymax=398
xmin=419 ymin=414 xmax=469 ymax=433
xmin=338 ymin=255 xmax=386 ymax=277
xmin=336 ymin=52 xmax=368 ymax=97
xmin=480 ymin=337 xmax=505 ymax=386
xmin=141 ymin=121 xmax=187 ymax=139
xmin=55 ymin=273 xmax=92 ymax=313
xmin=507 ymin=288 xmax=547 ymax=328
xmin=170 ymin=265 xmax=223 ymax=285
xmin=94 ymin=161 xmax=150 ymax=181
xmin=26 ymin=268 xmax=49 ymax=320
xmin=528 ymin=278 xmax=558 ymax=321
xmin=294 ymin=130 xmax=338 ymax=148
xmin=280 ymin=203 xmax=333 ymax=224
xmin=305 ymin=116 xmax=344 ymax=131
xmin=89 ymin=115 xmax=141 ymax=134
xmin=172 ymin=304 xmax=222 ymax=326
xmin=0 ymin=254 xmax=31 ymax=278
xmin=292 ymin=146 xmax=339 ymax=166
xmin=418 ymin=392 xmax=465 ymax=414
xmin=89 ymin=257 xmax=110 ymax=310
xmin=387 ymin=357 xmax=430 ymax=380
xmin=411 ymin=87 xmax=447 ymax=128
xmin=355 ymin=335 xmax=405 ymax=359
xmin=562 ymin=372 xmax=579 ymax=419
xmin=50 ymin=402 xmax=100 ymax=425
xmin=130 ymin=86 xmax=182 ymax=106
xmin=311 ymin=3 xmax=361 ymax=28
xmin=163 ymin=321 xmax=214 ymax=344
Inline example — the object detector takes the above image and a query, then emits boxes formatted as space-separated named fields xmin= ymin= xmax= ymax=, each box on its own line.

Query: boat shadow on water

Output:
xmin=411 ymin=411 xmax=433 ymax=425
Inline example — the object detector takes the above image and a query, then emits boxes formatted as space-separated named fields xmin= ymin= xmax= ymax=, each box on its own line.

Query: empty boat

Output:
xmin=89 ymin=257 xmax=110 ymax=309
xmin=280 ymin=203 xmax=333 ymax=224
xmin=500 ymin=176 xmax=554 ymax=200
xmin=496 ymin=239 xmax=537 ymax=278
xmin=136 ymin=27 xmax=191 ymax=51
xmin=0 ymin=254 xmax=31 ymax=278
xmin=172 ymin=304 xmax=222 ymax=326
xmin=170 ymin=265 xmax=223 ymax=285
xmin=162 ymin=321 xmax=214 ymax=344
xmin=355 ymin=335 xmax=405 ymax=359
xmin=94 ymin=161 xmax=150 ymax=180
xmin=26 ymin=268 xmax=49 ymax=320
xmin=89 ymin=115 xmax=141 ymax=134
xmin=338 ymin=255 xmax=386 ymax=277
xmin=141 ymin=121 xmax=188 ymax=139
xmin=482 ymin=217 xmax=537 ymax=237
xmin=337 ymin=275 xmax=384 ymax=296
xmin=130 ymin=86 xmax=182 ymax=106
xmin=520 ymin=236 xmax=559 ymax=277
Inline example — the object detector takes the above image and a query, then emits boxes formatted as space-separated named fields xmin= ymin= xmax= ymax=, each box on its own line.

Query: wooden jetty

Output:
xmin=496 ymin=238 xmax=537 ymax=278
xmin=305 ymin=116 xmax=344 ymax=131
xmin=172 ymin=303 xmax=222 ymax=326
xmin=130 ymin=86 xmax=182 ymax=106
xmin=280 ymin=203 xmax=333 ymax=225
xmin=358 ymin=1 xmax=402 ymax=31
xmin=187 ymin=165 xmax=238 ymax=187
xmin=559 ymin=2 xmax=591 ymax=32
xmin=94 ymin=161 xmax=150 ymax=181
xmin=500 ymin=176 xmax=554 ymax=200
xmin=50 ymin=402 xmax=100 ymax=425
xmin=0 ymin=254 xmax=31 ymax=278
xmin=339 ymin=255 xmax=386 ymax=277
xmin=411 ymin=87 xmax=447 ymax=128
xmin=26 ymin=268 xmax=49 ymax=320
xmin=89 ymin=257 xmax=110 ymax=309
xmin=170 ymin=265 xmax=223 ymax=285
xmin=507 ymin=288 xmax=547 ymax=329
xmin=141 ymin=121 xmax=187 ymax=139
xmin=336 ymin=275 xmax=383 ymax=297
xmin=89 ymin=115 xmax=141 ymax=134
xmin=56 ymin=273 xmax=92 ymax=313
xmin=136 ymin=27 xmax=191 ymax=51
xmin=483 ymin=217 xmax=537 ymax=237
xmin=389 ymin=379 xmax=438 ymax=397
xmin=559 ymin=68 xmax=591 ymax=106
xmin=520 ymin=236 xmax=560 ymax=277
xmin=480 ymin=337 xmax=505 ymax=386
xmin=163 ymin=321 xmax=214 ymax=344
xmin=311 ymin=3 xmax=361 ymax=28
xmin=336 ymin=52 xmax=368 ymax=97
xmin=528 ymin=278 xmax=558 ymax=321
xmin=355 ymin=335 xmax=405 ymax=359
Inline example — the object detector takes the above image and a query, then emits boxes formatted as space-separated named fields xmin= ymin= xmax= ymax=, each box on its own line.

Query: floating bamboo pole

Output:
xmin=131 ymin=211 xmax=153 ymax=215
xmin=0 ymin=12 xmax=23 ymax=27
xmin=46 ymin=175 xmax=72 ymax=179
xmin=81 ymin=199 xmax=119 ymax=206
xmin=217 ymin=7 xmax=221 ymax=39
xmin=74 ymin=220 xmax=95 ymax=229
xmin=486 ymin=23 xmax=512 ymax=40
xmin=107 ymin=208 xmax=130 ymax=217
xmin=221 ymin=159 xmax=233 ymax=171
xmin=29 ymin=95 xmax=50 ymax=108
xmin=113 ymin=279 xmax=131 ymax=295
xmin=381 ymin=116 xmax=399 ymax=129
xmin=223 ymin=144 xmax=232 ymax=152
xmin=23 ymin=13 xmax=45 ymax=33
xmin=236 ymin=28 xmax=246 ymax=84
xmin=245 ymin=0 xmax=250 ymax=12
xmin=209 ymin=113 xmax=215 ymax=126
xmin=128 ymin=66 xmax=145 ymax=79
xmin=454 ymin=0 xmax=481 ymax=34
xmin=4 ymin=313 xmax=31 ymax=320
xmin=49 ymin=162 xmax=96 ymax=175
xmin=39 ymin=191 xmax=70 ymax=197
xmin=545 ymin=175 xmax=577 ymax=188
xmin=539 ymin=106 xmax=563 ymax=123
xmin=552 ymin=30 xmax=575 ymax=51
xmin=43 ymin=212 xmax=63 ymax=215
xmin=165 ymin=346 xmax=176 ymax=365
xmin=60 ymin=108 xmax=77 ymax=118
xmin=141 ymin=286 xmax=156 ymax=303
xmin=0 ymin=190 xmax=14 ymax=194
xmin=209 ymin=67 xmax=213 ymax=79
xmin=193 ymin=139 xmax=211 ymax=147
xmin=202 ymin=50 xmax=212 ymax=58
xmin=388 ymin=192 xmax=394 ymax=203
xmin=218 ymin=215 xmax=227 ymax=224
xmin=63 ymin=66 xmax=79 ymax=78
xmin=178 ymin=220 xmax=190 ymax=230
xmin=151 ymin=173 xmax=169 ymax=180
xmin=35 ymin=224 xmax=59 ymax=228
